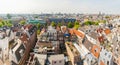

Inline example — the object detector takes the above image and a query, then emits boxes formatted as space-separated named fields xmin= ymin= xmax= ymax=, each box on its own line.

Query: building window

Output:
xmin=107 ymin=61 xmax=109 ymax=65
xmin=105 ymin=53 xmax=107 ymax=56
xmin=95 ymin=48 xmax=98 ymax=52
xmin=19 ymin=49 xmax=24 ymax=57
xmin=108 ymin=55 xmax=111 ymax=58
xmin=59 ymin=60 xmax=62 ymax=63
xmin=54 ymin=61 xmax=57 ymax=64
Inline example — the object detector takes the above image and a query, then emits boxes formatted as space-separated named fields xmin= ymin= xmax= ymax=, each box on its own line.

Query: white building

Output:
xmin=48 ymin=54 xmax=65 ymax=65
xmin=34 ymin=54 xmax=47 ymax=65
xmin=98 ymin=47 xmax=113 ymax=65
xmin=9 ymin=40 xmax=25 ymax=65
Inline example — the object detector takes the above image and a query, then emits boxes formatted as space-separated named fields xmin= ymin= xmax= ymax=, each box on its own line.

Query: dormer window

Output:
xmin=95 ymin=48 xmax=98 ymax=52
xmin=105 ymin=53 xmax=107 ymax=56
xmin=19 ymin=49 xmax=24 ymax=57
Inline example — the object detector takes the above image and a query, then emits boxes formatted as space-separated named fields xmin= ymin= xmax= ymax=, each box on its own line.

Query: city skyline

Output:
xmin=0 ymin=0 xmax=120 ymax=14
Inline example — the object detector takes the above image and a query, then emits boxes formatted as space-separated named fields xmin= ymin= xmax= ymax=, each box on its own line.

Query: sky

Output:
xmin=0 ymin=0 xmax=120 ymax=14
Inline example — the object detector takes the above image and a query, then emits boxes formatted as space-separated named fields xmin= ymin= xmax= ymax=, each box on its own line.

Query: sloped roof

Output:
xmin=100 ymin=60 xmax=105 ymax=65
xmin=104 ymin=28 xmax=111 ymax=35
xmin=91 ymin=45 xmax=101 ymax=58
xmin=82 ymin=38 xmax=93 ymax=51
xmin=88 ymin=32 xmax=99 ymax=40
xmin=0 ymin=59 xmax=3 ymax=65
xmin=69 ymin=29 xmax=74 ymax=35
xmin=68 ymin=29 xmax=85 ymax=38
xmin=73 ymin=29 xmax=85 ymax=39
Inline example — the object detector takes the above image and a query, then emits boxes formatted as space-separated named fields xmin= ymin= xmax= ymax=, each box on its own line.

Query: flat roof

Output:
xmin=48 ymin=54 xmax=64 ymax=60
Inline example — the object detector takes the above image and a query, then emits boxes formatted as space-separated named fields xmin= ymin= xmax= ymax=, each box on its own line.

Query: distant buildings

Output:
xmin=27 ymin=19 xmax=46 ymax=25
xmin=0 ymin=14 xmax=120 ymax=65
xmin=47 ymin=18 xmax=76 ymax=23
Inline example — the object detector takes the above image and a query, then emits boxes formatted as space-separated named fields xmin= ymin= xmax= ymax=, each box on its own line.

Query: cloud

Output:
xmin=0 ymin=0 xmax=119 ymax=14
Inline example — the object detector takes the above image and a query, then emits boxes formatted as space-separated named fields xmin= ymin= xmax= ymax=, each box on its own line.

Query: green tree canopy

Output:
xmin=37 ymin=23 xmax=41 ymax=29
xmin=74 ymin=21 xmax=80 ymax=29
xmin=84 ymin=21 xmax=95 ymax=25
xmin=57 ymin=22 xmax=62 ymax=27
xmin=74 ymin=25 xmax=80 ymax=30
xmin=0 ymin=20 xmax=13 ymax=27
xmin=20 ymin=20 xmax=26 ymax=25
xmin=68 ymin=22 xmax=74 ymax=28
xmin=37 ymin=30 xmax=40 ymax=35
xmin=51 ymin=21 xmax=56 ymax=27
xmin=74 ymin=21 xmax=79 ymax=25
xmin=0 ymin=22 xmax=3 ymax=27
xmin=7 ymin=14 xmax=12 ymax=19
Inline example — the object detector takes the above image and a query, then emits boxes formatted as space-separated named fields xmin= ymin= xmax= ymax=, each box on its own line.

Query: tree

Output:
xmin=37 ymin=30 xmax=40 ymax=35
xmin=74 ymin=25 xmax=80 ymax=30
xmin=57 ymin=22 xmax=62 ymax=27
xmin=7 ymin=23 xmax=12 ymax=27
xmin=68 ymin=22 xmax=74 ymax=28
xmin=84 ymin=21 xmax=94 ymax=25
xmin=51 ymin=21 xmax=56 ymax=27
xmin=0 ymin=20 xmax=13 ymax=27
xmin=0 ymin=22 xmax=3 ymax=27
xmin=37 ymin=23 xmax=41 ymax=29
xmin=7 ymin=14 xmax=12 ymax=19
xmin=105 ymin=16 xmax=110 ymax=19
xmin=20 ymin=20 xmax=26 ymax=25
xmin=74 ymin=21 xmax=79 ymax=25
xmin=74 ymin=21 xmax=80 ymax=29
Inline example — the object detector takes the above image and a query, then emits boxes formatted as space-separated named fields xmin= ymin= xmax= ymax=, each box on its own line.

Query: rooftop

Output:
xmin=0 ymin=59 xmax=3 ymax=65
xmin=66 ymin=42 xmax=80 ymax=56
xmin=48 ymin=54 xmax=64 ymax=60
xmin=88 ymin=32 xmax=99 ymax=40
xmin=104 ymin=28 xmax=111 ymax=35
xmin=35 ymin=54 xmax=47 ymax=65
xmin=73 ymin=29 xmax=85 ymax=39
xmin=82 ymin=38 xmax=93 ymax=51
xmin=91 ymin=45 xmax=101 ymax=58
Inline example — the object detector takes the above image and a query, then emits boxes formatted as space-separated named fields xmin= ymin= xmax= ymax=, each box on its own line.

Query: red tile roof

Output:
xmin=98 ymin=36 xmax=104 ymax=43
xmin=69 ymin=29 xmax=74 ymax=35
xmin=68 ymin=29 xmax=85 ymax=38
xmin=104 ymin=28 xmax=111 ymax=35
xmin=91 ymin=45 xmax=101 ymax=58
xmin=73 ymin=29 xmax=85 ymax=39
xmin=100 ymin=60 xmax=105 ymax=65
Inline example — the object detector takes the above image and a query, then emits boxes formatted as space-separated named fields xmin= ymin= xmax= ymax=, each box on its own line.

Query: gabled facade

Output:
xmin=9 ymin=42 xmax=25 ymax=65
xmin=84 ymin=53 xmax=98 ymax=65
xmin=98 ymin=47 xmax=113 ymax=65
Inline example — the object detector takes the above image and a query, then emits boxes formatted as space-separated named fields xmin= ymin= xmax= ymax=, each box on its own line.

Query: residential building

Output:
xmin=35 ymin=41 xmax=60 ymax=54
xmin=65 ymin=42 xmax=80 ymax=65
xmin=98 ymin=47 xmax=113 ymax=65
xmin=9 ymin=41 xmax=25 ymax=65
xmin=48 ymin=54 xmax=65 ymax=65
xmin=0 ymin=30 xmax=9 ymax=62
xmin=112 ymin=36 xmax=120 ymax=65
xmin=34 ymin=54 xmax=47 ymax=65
xmin=19 ymin=24 xmax=37 ymax=65
xmin=26 ymin=53 xmax=47 ymax=65
xmin=84 ymin=53 xmax=98 ymax=65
